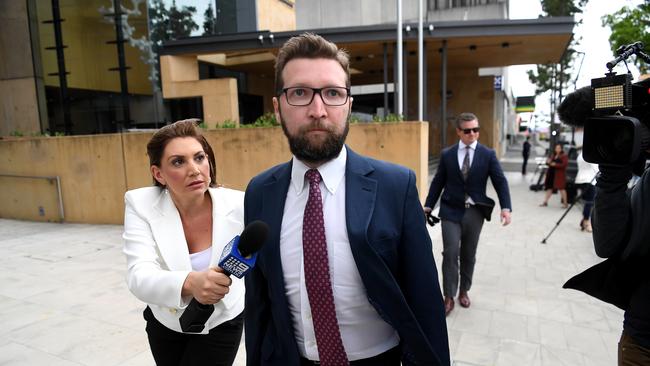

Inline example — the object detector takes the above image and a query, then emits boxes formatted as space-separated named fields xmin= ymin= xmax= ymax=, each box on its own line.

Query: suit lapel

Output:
xmin=261 ymin=162 xmax=292 ymax=298
xmin=150 ymin=190 xmax=192 ymax=271
xmin=345 ymin=149 xmax=377 ymax=256
xmin=450 ymin=144 xmax=464 ymax=181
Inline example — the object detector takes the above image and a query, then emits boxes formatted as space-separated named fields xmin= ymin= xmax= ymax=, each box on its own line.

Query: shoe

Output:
xmin=458 ymin=291 xmax=471 ymax=308
xmin=539 ymin=202 xmax=548 ymax=207
xmin=444 ymin=297 xmax=454 ymax=316
xmin=580 ymin=219 xmax=585 ymax=231
xmin=582 ymin=219 xmax=592 ymax=232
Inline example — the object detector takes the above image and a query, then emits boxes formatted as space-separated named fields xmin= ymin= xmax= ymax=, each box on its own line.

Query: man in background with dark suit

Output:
xmin=424 ymin=112 xmax=512 ymax=316
xmin=244 ymin=33 xmax=450 ymax=366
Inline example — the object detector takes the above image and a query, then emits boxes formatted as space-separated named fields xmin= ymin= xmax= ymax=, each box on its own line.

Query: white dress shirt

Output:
xmin=458 ymin=140 xmax=477 ymax=205
xmin=280 ymin=146 xmax=400 ymax=361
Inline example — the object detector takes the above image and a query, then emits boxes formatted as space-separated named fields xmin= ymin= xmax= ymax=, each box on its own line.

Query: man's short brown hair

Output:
xmin=274 ymin=32 xmax=350 ymax=95
xmin=456 ymin=112 xmax=478 ymax=129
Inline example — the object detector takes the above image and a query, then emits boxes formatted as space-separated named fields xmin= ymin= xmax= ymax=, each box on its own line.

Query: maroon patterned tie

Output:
xmin=303 ymin=169 xmax=349 ymax=365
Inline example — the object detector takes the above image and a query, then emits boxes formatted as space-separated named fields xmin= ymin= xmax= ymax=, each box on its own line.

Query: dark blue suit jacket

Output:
xmin=244 ymin=147 xmax=450 ymax=366
xmin=425 ymin=143 xmax=511 ymax=223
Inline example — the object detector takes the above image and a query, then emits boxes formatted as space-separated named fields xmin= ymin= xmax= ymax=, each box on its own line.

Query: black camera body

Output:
xmin=584 ymin=73 xmax=650 ymax=165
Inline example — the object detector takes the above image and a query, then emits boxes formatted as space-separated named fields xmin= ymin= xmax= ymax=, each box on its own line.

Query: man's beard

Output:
xmin=279 ymin=111 xmax=349 ymax=165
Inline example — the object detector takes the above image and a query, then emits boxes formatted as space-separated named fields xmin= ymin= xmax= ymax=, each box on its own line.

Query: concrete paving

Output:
xmin=0 ymin=143 xmax=622 ymax=366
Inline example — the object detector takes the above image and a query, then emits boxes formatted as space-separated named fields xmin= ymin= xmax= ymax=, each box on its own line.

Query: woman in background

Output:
xmin=540 ymin=143 xmax=569 ymax=208
xmin=123 ymin=119 xmax=245 ymax=365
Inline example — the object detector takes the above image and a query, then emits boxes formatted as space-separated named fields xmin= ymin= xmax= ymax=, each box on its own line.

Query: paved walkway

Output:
xmin=0 ymin=144 xmax=622 ymax=366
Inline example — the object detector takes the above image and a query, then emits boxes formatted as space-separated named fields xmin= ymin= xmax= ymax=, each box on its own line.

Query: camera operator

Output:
xmin=590 ymin=160 xmax=650 ymax=364
xmin=560 ymin=40 xmax=650 ymax=364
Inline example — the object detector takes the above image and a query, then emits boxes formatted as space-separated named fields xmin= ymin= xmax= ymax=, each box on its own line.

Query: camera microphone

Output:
xmin=179 ymin=220 xmax=269 ymax=333
xmin=607 ymin=41 xmax=645 ymax=70
xmin=557 ymin=86 xmax=593 ymax=127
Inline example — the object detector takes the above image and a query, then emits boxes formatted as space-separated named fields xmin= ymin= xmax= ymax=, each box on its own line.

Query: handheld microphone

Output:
xmin=179 ymin=220 xmax=269 ymax=333
xmin=557 ymin=86 xmax=593 ymax=127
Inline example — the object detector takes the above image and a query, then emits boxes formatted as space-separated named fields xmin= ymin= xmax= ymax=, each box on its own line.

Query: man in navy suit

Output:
xmin=244 ymin=33 xmax=450 ymax=366
xmin=424 ymin=113 xmax=512 ymax=316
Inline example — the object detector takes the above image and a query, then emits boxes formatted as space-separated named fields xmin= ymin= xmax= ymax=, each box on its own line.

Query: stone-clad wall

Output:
xmin=0 ymin=122 xmax=428 ymax=224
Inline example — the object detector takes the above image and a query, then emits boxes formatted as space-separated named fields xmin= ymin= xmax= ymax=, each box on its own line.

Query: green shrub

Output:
xmin=218 ymin=120 xmax=237 ymax=128
xmin=383 ymin=113 xmax=403 ymax=123
xmin=242 ymin=112 xmax=279 ymax=128
xmin=349 ymin=115 xmax=361 ymax=124
xmin=370 ymin=113 xmax=404 ymax=123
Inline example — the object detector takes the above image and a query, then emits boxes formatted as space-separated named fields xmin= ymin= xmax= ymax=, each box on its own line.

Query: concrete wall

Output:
xmin=257 ymin=0 xmax=296 ymax=31
xmin=160 ymin=55 xmax=240 ymax=127
xmin=0 ymin=122 xmax=428 ymax=225
xmin=0 ymin=134 xmax=128 ymax=224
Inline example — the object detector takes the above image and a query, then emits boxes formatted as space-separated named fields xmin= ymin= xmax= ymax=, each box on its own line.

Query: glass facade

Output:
xmin=29 ymin=0 xmax=264 ymax=135
xmin=429 ymin=0 xmax=504 ymax=11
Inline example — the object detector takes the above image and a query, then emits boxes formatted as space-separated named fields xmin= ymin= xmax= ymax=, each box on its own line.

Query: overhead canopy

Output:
xmin=161 ymin=17 xmax=575 ymax=85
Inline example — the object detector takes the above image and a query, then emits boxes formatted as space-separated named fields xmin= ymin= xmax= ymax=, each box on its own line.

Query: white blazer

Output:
xmin=123 ymin=186 xmax=245 ymax=334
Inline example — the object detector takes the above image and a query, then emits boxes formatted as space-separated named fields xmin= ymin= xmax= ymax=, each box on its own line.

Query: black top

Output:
xmin=592 ymin=165 xmax=650 ymax=348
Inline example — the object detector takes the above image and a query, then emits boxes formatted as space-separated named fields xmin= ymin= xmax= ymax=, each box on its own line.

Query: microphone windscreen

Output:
xmin=238 ymin=220 xmax=269 ymax=257
xmin=558 ymin=86 xmax=593 ymax=127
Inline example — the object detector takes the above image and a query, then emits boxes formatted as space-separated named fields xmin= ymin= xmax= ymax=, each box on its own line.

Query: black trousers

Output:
xmin=143 ymin=306 xmax=243 ymax=366
xmin=522 ymin=154 xmax=529 ymax=174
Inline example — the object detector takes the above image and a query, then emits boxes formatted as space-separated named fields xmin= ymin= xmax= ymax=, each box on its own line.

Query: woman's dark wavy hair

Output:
xmin=146 ymin=119 xmax=217 ymax=188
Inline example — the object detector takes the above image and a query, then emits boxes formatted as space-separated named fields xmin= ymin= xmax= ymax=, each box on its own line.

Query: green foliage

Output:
xmin=198 ymin=121 xmax=207 ymax=129
xmin=383 ymin=113 xmax=404 ymax=122
xmin=168 ymin=1 xmax=199 ymax=39
xmin=9 ymin=130 xmax=24 ymax=137
xmin=602 ymin=4 xmax=650 ymax=73
xmin=349 ymin=115 xmax=361 ymax=124
xmin=368 ymin=113 xmax=404 ymax=123
xmin=148 ymin=0 xmax=198 ymax=49
xmin=241 ymin=112 xmax=280 ymax=128
xmin=541 ymin=0 xmax=588 ymax=16
xmin=147 ymin=0 xmax=199 ymax=87
xmin=218 ymin=120 xmax=237 ymax=128
xmin=203 ymin=3 xmax=217 ymax=35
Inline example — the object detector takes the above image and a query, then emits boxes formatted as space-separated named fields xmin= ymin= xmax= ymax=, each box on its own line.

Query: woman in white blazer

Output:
xmin=123 ymin=120 xmax=245 ymax=365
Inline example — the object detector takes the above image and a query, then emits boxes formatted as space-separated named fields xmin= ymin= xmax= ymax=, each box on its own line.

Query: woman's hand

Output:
xmin=182 ymin=268 xmax=232 ymax=305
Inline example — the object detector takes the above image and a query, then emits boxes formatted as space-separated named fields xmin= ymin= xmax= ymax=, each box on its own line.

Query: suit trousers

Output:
xmin=143 ymin=306 xmax=243 ymax=366
xmin=441 ymin=206 xmax=484 ymax=297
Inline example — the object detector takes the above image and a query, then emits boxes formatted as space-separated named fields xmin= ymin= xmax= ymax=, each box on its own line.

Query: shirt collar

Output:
xmin=290 ymin=145 xmax=347 ymax=195
xmin=458 ymin=140 xmax=478 ymax=150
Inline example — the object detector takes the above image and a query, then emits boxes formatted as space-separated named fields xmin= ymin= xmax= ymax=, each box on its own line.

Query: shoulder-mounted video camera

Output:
xmin=558 ymin=41 xmax=650 ymax=166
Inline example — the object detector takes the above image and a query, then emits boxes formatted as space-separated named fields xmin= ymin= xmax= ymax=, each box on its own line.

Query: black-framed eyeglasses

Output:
xmin=462 ymin=127 xmax=480 ymax=134
xmin=281 ymin=87 xmax=351 ymax=106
